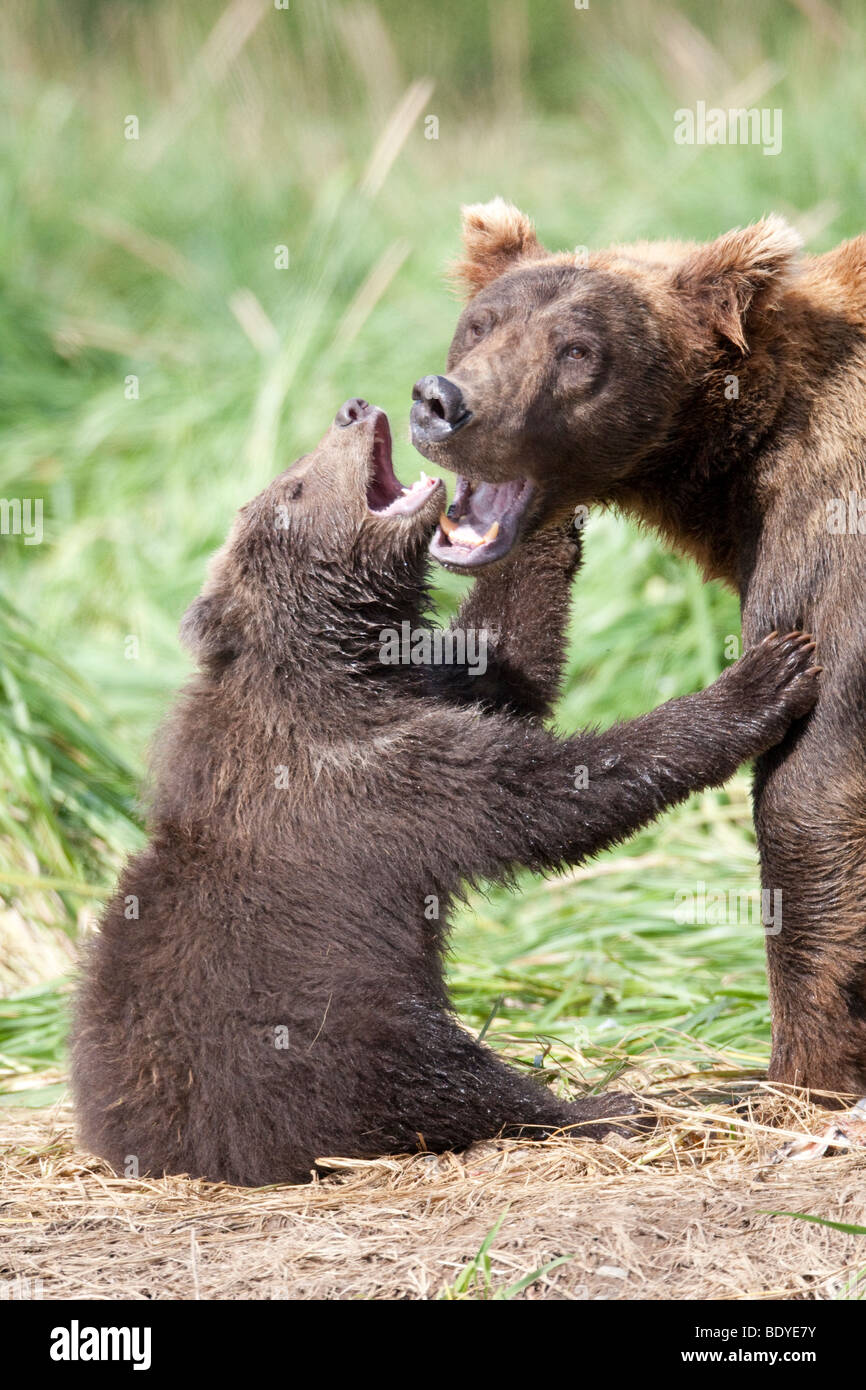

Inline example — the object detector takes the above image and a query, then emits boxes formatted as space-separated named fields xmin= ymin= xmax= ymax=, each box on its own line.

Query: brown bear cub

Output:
xmin=72 ymin=400 xmax=819 ymax=1186
xmin=411 ymin=200 xmax=866 ymax=1095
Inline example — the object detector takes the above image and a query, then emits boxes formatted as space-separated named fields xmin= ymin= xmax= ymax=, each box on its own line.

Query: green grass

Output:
xmin=436 ymin=1210 xmax=574 ymax=1300
xmin=772 ymin=1215 xmax=866 ymax=1298
xmin=2 ymin=0 xmax=864 ymax=1098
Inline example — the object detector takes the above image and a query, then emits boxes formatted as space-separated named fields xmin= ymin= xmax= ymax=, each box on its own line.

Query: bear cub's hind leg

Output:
xmin=350 ymin=1007 xmax=649 ymax=1163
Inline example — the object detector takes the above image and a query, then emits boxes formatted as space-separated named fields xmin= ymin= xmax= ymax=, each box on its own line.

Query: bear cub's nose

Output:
xmin=335 ymin=398 xmax=371 ymax=427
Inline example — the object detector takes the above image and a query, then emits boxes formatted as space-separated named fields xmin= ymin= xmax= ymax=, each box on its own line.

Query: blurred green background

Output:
xmin=1 ymin=0 xmax=863 ymax=1102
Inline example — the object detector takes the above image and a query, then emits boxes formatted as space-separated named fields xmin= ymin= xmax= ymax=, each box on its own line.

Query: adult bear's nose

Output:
xmin=335 ymin=398 xmax=371 ymax=427
xmin=412 ymin=375 xmax=467 ymax=427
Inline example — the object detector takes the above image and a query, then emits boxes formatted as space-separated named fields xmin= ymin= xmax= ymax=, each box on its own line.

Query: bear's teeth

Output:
xmin=403 ymin=474 xmax=432 ymax=497
xmin=439 ymin=512 xmax=497 ymax=548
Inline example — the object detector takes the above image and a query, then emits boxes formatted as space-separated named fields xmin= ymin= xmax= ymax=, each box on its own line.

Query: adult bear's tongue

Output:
xmin=430 ymin=476 xmax=535 ymax=570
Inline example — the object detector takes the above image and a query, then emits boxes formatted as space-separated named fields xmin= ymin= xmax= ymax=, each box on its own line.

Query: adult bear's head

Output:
xmin=411 ymin=198 xmax=800 ymax=570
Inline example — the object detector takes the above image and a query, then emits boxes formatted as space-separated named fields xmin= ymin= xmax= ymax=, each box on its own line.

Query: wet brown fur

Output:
xmin=71 ymin=409 xmax=819 ymax=1185
xmin=423 ymin=200 xmax=866 ymax=1094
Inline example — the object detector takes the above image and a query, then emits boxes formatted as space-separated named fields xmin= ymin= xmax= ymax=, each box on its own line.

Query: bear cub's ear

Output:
xmin=450 ymin=197 xmax=547 ymax=299
xmin=180 ymin=591 xmax=238 ymax=667
xmin=674 ymin=215 xmax=802 ymax=353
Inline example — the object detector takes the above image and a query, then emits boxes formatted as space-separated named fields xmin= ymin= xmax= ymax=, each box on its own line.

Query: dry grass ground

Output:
xmin=3 ymin=1077 xmax=866 ymax=1302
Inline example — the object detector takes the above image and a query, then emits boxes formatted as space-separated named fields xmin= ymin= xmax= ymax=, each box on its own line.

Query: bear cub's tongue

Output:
xmin=430 ymin=475 xmax=535 ymax=570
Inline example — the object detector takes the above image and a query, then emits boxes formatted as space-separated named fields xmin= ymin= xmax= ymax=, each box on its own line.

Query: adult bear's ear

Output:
xmin=674 ymin=215 xmax=802 ymax=353
xmin=450 ymin=198 xmax=547 ymax=298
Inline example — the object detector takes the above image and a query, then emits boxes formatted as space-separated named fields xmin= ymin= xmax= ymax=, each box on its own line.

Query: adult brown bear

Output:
xmin=411 ymin=199 xmax=866 ymax=1097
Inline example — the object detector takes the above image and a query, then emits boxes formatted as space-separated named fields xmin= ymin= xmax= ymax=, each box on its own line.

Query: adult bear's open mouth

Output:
xmin=429 ymin=475 xmax=535 ymax=569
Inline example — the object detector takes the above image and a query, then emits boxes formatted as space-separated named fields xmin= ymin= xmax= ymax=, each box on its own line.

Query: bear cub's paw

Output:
xmin=719 ymin=629 xmax=821 ymax=733
xmin=556 ymin=1090 xmax=656 ymax=1141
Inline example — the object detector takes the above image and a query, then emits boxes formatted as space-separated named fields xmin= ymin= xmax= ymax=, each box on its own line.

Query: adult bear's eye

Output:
xmin=565 ymin=344 xmax=588 ymax=360
xmin=467 ymin=321 xmax=487 ymax=342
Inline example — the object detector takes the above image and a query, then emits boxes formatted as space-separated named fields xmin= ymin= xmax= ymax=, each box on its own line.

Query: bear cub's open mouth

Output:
xmin=429 ymin=475 xmax=536 ymax=569
xmin=365 ymin=409 xmax=441 ymax=518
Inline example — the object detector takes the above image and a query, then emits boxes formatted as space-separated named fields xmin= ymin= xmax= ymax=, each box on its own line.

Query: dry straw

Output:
xmin=2 ymin=1073 xmax=865 ymax=1301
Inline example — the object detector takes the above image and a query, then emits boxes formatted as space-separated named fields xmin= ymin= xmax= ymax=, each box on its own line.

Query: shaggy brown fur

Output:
xmin=411 ymin=200 xmax=866 ymax=1096
xmin=72 ymin=401 xmax=818 ymax=1186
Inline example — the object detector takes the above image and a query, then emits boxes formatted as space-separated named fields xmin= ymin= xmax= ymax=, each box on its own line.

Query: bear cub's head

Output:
xmin=411 ymin=198 xmax=800 ymax=571
xmin=181 ymin=399 xmax=445 ymax=676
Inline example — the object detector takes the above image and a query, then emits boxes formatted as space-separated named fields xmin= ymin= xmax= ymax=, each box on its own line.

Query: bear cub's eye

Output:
xmin=467 ymin=320 xmax=487 ymax=342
